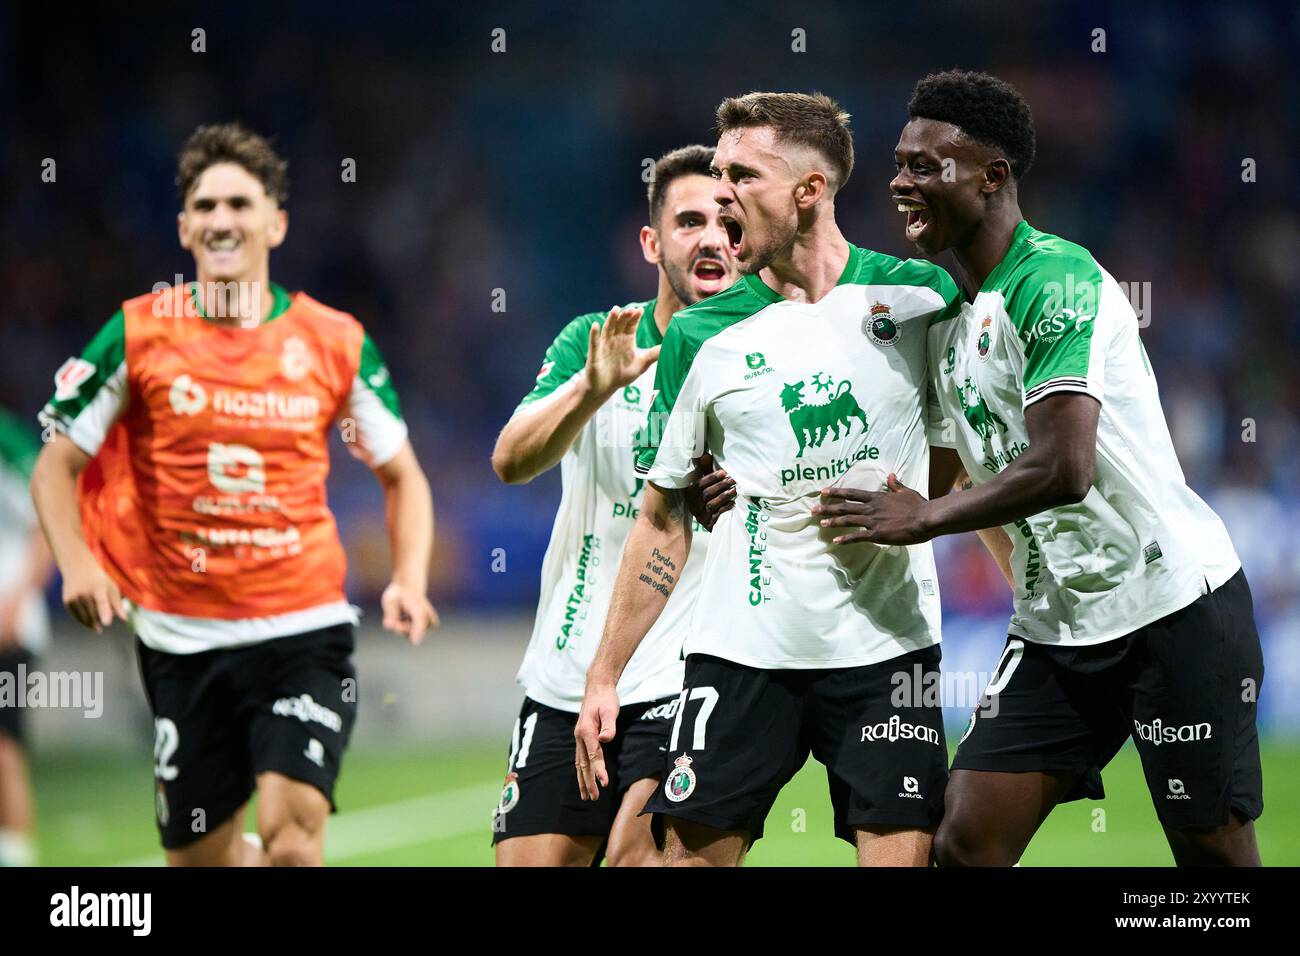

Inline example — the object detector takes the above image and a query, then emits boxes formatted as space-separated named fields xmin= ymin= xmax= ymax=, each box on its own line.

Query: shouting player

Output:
xmin=30 ymin=123 xmax=437 ymax=867
xmin=817 ymin=70 xmax=1263 ymax=865
xmin=576 ymin=93 xmax=963 ymax=867
xmin=489 ymin=146 xmax=735 ymax=866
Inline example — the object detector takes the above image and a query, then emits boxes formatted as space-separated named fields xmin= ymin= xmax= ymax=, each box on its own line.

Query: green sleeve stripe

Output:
xmin=0 ymin=408 xmax=40 ymax=478
xmin=515 ymin=311 xmax=601 ymax=409
xmin=44 ymin=310 xmax=127 ymax=423
xmin=357 ymin=333 xmax=403 ymax=419
xmin=1006 ymin=251 xmax=1104 ymax=393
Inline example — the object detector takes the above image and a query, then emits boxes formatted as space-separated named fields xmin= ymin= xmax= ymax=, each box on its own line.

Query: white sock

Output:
xmin=0 ymin=829 xmax=35 ymax=867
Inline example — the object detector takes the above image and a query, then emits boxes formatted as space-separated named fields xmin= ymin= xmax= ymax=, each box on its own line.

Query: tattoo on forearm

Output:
xmin=637 ymin=546 xmax=678 ymax=599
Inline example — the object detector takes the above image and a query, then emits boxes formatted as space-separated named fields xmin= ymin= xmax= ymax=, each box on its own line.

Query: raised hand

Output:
xmin=584 ymin=305 xmax=660 ymax=397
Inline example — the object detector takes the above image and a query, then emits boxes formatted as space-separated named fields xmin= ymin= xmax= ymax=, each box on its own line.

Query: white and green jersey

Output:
xmin=513 ymin=300 xmax=708 ymax=712
xmin=927 ymin=220 xmax=1240 ymax=646
xmin=0 ymin=408 xmax=50 ymax=654
xmin=635 ymin=244 xmax=959 ymax=669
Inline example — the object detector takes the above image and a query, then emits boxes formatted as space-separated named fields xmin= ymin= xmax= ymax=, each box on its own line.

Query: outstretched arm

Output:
xmin=492 ymin=306 xmax=658 ymax=484
xmin=575 ymin=481 xmax=691 ymax=800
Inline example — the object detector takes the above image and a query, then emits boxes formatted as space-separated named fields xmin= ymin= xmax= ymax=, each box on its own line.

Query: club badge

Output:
xmin=976 ymin=315 xmax=994 ymax=361
xmin=497 ymin=772 xmax=521 ymax=815
xmin=864 ymin=302 xmax=900 ymax=347
xmin=663 ymin=753 xmax=697 ymax=803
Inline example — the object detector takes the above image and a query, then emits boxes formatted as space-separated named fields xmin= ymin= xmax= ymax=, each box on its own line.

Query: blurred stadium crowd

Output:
xmin=3 ymin=3 xmax=1298 ymax=717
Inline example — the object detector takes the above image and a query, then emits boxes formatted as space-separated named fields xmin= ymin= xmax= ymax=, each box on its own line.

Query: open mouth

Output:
xmin=692 ymin=258 xmax=727 ymax=288
xmin=721 ymin=215 xmax=744 ymax=255
xmin=895 ymin=198 xmax=931 ymax=242
xmin=205 ymin=235 xmax=242 ymax=254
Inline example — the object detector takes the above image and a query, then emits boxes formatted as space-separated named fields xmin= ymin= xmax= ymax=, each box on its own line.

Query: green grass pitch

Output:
xmin=32 ymin=740 xmax=1299 ymax=866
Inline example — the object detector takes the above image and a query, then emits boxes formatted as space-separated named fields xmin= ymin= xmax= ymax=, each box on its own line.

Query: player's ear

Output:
xmin=267 ymin=207 xmax=289 ymax=248
xmin=795 ymin=172 xmax=827 ymax=209
xmin=640 ymin=224 xmax=661 ymax=265
xmin=982 ymin=158 xmax=1011 ymax=195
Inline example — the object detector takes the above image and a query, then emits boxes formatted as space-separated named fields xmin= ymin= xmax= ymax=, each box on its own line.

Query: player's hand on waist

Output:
xmin=574 ymin=682 xmax=619 ymax=801
xmin=686 ymin=453 xmax=737 ymax=531
xmin=584 ymin=305 xmax=659 ymax=397
xmin=813 ymin=473 xmax=934 ymax=546
xmin=380 ymin=579 xmax=439 ymax=646
xmin=60 ymin=557 xmax=127 ymax=633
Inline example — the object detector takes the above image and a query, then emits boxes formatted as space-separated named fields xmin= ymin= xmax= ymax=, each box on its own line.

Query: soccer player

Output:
xmin=0 ymin=406 xmax=55 ymax=867
xmin=489 ymin=145 xmax=735 ymax=867
xmin=576 ymin=93 xmax=963 ymax=867
xmin=817 ymin=70 xmax=1263 ymax=866
xmin=30 ymin=123 xmax=437 ymax=867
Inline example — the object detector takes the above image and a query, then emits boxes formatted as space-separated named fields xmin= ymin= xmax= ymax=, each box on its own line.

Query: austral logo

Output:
xmin=780 ymin=373 xmax=869 ymax=458
xmin=744 ymin=351 xmax=772 ymax=380
xmin=864 ymin=302 xmax=900 ymax=347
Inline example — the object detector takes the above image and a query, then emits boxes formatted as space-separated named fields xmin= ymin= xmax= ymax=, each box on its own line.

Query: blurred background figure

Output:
xmin=2 ymin=1 xmax=1296 ymax=864
xmin=0 ymin=407 xmax=54 ymax=866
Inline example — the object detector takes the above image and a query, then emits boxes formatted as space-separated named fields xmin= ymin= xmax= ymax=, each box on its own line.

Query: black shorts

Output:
xmin=491 ymin=694 xmax=677 ymax=846
xmin=642 ymin=645 xmax=949 ymax=846
xmin=0 ymin=649 xmax=35 ymax=745
xmin=952 ymin=569 xmax=1264 ymax=829
xmin=136 ymin=624 xmax=358 ymax=850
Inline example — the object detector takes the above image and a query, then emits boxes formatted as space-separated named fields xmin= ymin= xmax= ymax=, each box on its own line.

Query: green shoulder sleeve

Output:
xmin=357 ymin=332 xmax=403 ymax=419
xmin=1005 ymin=250 xmax=1105 ymax=405
xmin=41 ymin=310 xmax=129 ymax=455
xmin=514 ymin=311 xmax=602 ymax=410
xmin=0 ymin=408 xmax=41 ymax=479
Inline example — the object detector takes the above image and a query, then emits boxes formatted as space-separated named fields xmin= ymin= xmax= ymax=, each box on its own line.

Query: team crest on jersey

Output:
xmin=864 ymin=302 xmax=900 ymax=347
xmin=497 ymin=772 xmax=521 ymax=815
xmin=169 ymin=374 xmax=208 ymax=416
xmin=279 ymin=336 xmax=311 ymax=381
xmin=622 ymin=384 xmax=641 ymax=404
xmin=976 ymin=315 xmax=994 ymax=361
xmin=53 ymin=357 xmax=96 ymax=401
xmin=664 ymin=754 xmax=697 ymax=803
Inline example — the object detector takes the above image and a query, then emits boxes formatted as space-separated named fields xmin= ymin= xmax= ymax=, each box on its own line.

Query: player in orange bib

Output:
xmin=30 ymin=123 xmax=438 ymax=866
